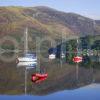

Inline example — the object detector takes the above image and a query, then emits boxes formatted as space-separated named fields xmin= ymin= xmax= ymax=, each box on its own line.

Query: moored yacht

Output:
xmin=17 ymin=53 xmax=37 ymax=62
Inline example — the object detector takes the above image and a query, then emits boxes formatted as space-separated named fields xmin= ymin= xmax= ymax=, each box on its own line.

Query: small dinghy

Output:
xmin=31 ymin=73 xmax=48 ymax=83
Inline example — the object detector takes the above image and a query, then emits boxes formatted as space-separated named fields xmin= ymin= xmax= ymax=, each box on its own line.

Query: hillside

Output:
xmin=0 ymin=6 xmax=100 ymax=40
xmin=95 ymin=20 xmax=100 ymax=26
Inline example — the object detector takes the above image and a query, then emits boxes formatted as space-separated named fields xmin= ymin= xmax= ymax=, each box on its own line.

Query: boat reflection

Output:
xmin=17 ymin=61 xmax=37 ymax=67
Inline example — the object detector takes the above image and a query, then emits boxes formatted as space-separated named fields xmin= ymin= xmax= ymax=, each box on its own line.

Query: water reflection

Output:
xmin=0 ymin=35 xmax=100 ymax=95
xmin=0 ymin=52 xmax=100 ymax=95
xmin=17 ymin=62 xmax=36 ymax=67
xmin=0 ymin=84 xmax=100 ymax=100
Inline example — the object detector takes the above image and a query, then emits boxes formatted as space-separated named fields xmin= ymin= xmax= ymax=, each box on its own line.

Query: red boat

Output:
xmin=73 ymin=56 xmax=82 ymax=63
xmin=31 ymin=73 xmax=48 ymax=83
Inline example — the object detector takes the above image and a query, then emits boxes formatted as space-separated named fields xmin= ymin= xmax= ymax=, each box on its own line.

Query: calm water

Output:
xmin=0 ymin=52 xmax=100 ymax=100
xmin=0 ymin=84 xmax=100 ymax=100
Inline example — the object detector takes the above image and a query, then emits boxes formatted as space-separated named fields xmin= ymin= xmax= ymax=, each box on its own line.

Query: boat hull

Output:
xmin=17 ymin=57 xmax=37 ymax=62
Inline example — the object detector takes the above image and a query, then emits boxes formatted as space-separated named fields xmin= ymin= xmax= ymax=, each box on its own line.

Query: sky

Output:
xmin=0 ymin=0 xmax=100 ymax=20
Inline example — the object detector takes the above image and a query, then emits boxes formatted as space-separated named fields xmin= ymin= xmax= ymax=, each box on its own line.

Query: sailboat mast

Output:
xmin=77 ymin=38 xmax=79 ymax=55
xmin=60 ymin=33 xmax=63 ymax=68
xmin=24 ymin=27 xmax=28 ymax=54
xmin=24 ymin=27 xmax=28 ymax=95
xmin=36 ymin=37 xmax=40 ymax=73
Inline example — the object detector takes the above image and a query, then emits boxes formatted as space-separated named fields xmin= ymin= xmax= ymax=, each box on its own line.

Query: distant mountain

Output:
xmin=95 ymin=20 xmax=100 ymax=25
xmin=32 ymin=6 xmax=99 ymax=36
xmin=0 ymin=6 xmax=100 ymax=40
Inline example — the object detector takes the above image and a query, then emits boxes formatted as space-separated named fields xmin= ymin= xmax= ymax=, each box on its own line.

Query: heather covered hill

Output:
xmin=0 ymin=6 xmax=100 ymax=39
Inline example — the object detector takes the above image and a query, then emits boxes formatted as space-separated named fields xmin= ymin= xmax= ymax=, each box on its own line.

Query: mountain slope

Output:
xmin=31 ymin=6 xmax=100 ymax=36
xmin=0 ymin=6 xmax=100 ymax=39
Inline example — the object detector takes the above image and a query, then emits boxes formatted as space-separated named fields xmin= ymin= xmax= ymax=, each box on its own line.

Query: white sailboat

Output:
xmin=49 ymin=53 xmax=56 ymax=60
xmin=17 ymin=54 xmax=37 ymax=62
xmin=16 ymin=28 xmax=37 ymax=66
